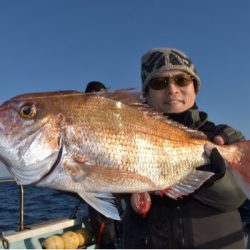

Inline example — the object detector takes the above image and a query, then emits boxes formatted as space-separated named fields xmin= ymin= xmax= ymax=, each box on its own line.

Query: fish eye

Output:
xmin=19 ymin=104 xmax=37 ymax=119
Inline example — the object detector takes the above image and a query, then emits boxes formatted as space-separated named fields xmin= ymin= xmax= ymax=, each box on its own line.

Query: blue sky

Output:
xmin=0 ymin=0 xmax=250 ymax=177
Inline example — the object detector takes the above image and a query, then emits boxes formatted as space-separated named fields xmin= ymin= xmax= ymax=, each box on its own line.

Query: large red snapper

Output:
xmin=0 ymin=90 xmax=249 ymax=220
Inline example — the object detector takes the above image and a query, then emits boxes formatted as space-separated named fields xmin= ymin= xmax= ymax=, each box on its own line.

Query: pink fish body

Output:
xmin=0 ymin=90 xmax=249 ymax=220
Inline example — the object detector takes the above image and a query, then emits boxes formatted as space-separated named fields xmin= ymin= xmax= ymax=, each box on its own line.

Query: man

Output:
xmin=122 ymin=48 xmax=246 ymax=248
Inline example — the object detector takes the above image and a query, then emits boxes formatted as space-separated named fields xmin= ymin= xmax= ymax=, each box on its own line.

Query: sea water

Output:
xmin=0 ymin=182 xmax=88 ymax=232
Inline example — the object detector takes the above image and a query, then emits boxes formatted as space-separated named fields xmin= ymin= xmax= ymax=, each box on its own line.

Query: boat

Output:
xmin=0 ymin=179 xmax=96 ymax=249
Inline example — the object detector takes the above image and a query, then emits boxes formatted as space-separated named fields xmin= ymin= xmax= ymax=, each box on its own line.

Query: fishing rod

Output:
xmin=0 ymin=179 xmax=25 ymax=232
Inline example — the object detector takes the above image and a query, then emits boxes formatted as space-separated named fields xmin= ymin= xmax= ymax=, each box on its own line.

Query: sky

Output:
xmin=0 ymin=0 xmax=250 ymax=177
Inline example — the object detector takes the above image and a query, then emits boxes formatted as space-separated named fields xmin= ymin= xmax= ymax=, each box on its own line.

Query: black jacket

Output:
xmin=122 ymin=105 xmax=246 ymax=249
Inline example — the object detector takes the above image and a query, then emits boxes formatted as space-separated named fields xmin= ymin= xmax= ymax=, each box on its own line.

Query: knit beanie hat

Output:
xmin=141 ymin=48 xmax=201 ymax=93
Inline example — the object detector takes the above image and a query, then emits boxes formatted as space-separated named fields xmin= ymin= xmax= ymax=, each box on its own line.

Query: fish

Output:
xmin=0 ymin=90 xmax=250 ymax=220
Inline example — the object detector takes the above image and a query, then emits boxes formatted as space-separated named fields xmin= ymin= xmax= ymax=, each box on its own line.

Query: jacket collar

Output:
xmin=165 ymin=104 xmax=208 ymax=130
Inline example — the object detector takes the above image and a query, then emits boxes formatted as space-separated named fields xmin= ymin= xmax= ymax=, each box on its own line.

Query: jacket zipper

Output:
xmin=176 ymin=206 xmax=185 ymax=248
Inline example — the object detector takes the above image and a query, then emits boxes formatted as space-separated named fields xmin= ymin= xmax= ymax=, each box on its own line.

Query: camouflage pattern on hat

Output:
xmin=141 ymin=48 xmax=201 ymax=93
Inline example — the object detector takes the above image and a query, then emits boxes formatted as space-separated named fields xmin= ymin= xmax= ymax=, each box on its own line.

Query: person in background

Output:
xmin=84 ymin=80 xmax=121 ymax=249
xmin=84 ymin=81 xmax=107 ymax=93
xmin=122 ymin=48 xmax=247 ymax=248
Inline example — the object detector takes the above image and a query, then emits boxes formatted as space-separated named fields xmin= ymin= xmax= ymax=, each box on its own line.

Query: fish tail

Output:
xmin=226 ymin=140 xmax=250 ymax=198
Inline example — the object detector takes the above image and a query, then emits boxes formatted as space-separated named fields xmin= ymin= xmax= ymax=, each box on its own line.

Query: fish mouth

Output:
xmin=33 ymin=144 xmax=63 ymax=185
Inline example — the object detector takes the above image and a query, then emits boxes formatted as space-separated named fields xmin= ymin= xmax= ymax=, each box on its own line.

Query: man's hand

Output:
xmin=213 ymin=135 xmax=225 ymax=145
xmin=197 ymin=135 xmax=226 ymax=185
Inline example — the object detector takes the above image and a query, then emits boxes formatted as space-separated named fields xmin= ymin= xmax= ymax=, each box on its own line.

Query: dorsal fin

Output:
xmin=99 ymin=88 xmax=142 ymax=106
xmin=162 ymin=119 xmax=208 ymax=139
xmin=96 ymin=90 xmax=208 ymax=140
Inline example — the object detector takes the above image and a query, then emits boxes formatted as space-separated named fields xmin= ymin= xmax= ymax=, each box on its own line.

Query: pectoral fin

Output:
xmin=66 ymin=161 xmax=157 ymax=192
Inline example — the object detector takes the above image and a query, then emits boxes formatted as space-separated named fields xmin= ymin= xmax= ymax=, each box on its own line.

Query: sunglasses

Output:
xmin=148 ymin=75 xmax=194 ymax=90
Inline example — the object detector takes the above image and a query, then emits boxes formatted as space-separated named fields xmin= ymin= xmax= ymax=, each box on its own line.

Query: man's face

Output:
xmin=145 ymin=70 xmax=196 ymax=114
